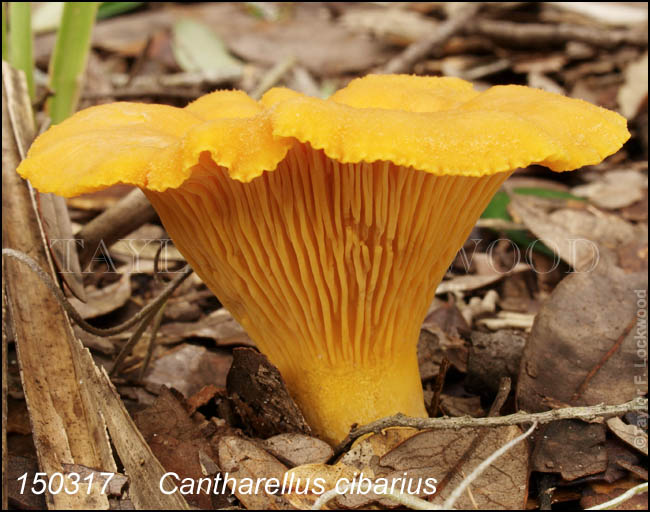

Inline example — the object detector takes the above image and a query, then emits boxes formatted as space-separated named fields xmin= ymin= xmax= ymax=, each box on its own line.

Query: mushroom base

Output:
xmin=281 ymin=353 xmax=427 ymax=445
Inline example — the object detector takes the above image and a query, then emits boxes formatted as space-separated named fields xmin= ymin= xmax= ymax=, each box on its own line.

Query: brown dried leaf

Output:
xmin=426 ymin=302 xmax=471 ymax=338
xmin=224 ymin=4 xmax=393 ymax=75
xmin=144 ymin=344 xmax=233 ymax=397
xmin=618 ymin=52 xmax=648 ymax=119
xmin=517 ymin=262 xmax=647 ymax=410
xmin=607 ymin=417 xmax=649 ymax=456
xmin=531 ymin=421 xmax=607 ymax=480
xmin=617 ymin=240 xmax=649 ymax=273
xmin=621 ymin=187 xmax=648 ymax=221
xmin=68 ymin=272 xmax=131 ymax=319
xmin=571 ymin=170 xmax=648 ymax=209
xmin=159 ymin=308 xmax=255 ymax=347
xmin=383 ymin=427 xmax=528 ymax=510
xmin=134 ymin=387 xmax=221 ymax=509
xmin=417 ymin=324 xmax=468 ymax=379
xmin=263 ymin=434 xmax=334 ymax=467
xmin=439 ymin=394 xmax=486 ymax=418
xmin=217 ymin=435 xmax=291 ymax=509
xmin=340 ymin=6 xmax=438 ymax=45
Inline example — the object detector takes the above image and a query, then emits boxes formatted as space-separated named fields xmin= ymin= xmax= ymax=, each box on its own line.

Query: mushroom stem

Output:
xmin=146 ymin=144 xmax=512 ymax=443
xmin=285 ymin=353 xmax=427 ymax=444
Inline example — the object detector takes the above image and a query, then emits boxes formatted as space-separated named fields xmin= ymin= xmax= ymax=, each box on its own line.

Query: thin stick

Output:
xmin=138 ymin=299 xmax=167 ymax=380
xmin=110 ymin=308 xmax=158 ymax=376
xmin=250 ymin=55 xmax=297 ymax=100
xmin=469 ymin=19 xmax=647 ymax=48
xmin=334 ymin=399 xmax=647 ymax=456
xmin=488 ymin=377 xmax=511 ymax=417
xmin=381 ymin=4 xmax=480 ymax=74
xmin=2 ymin=248 xmax=192 ymax=337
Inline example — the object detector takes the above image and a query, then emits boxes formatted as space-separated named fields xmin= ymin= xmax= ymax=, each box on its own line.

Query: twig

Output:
xmin=109 ymin=308 xmax=158 ymax=376
xmin=572 ymin=316 xmax=637 ymax=401
xmin=82 ymin=69 xmax=243 ymax=101
xmin=488 ymin=376 xmax=511 ymax=417
xmin=538 ymin=474 xmax=556 ymax=511
xmin=112 ymin=70 xmax=241 ymax=90
xmin=442 ymin=422 xmax=538 ymax=509
xmin=468 ymin=19 xmax=648 ymax=48
xmin=477 ymin=312 xmax=535 ymax=331
xmin=138 ymin=299 xmax=167 ymax=380
xmin=380 ymin=3 xmax=481 ymax=74
xmin=250 ymin=55 xmax=297 ymax=100
xmin=586 ymin=481 xmax=648 ymax=510
xmin=2 ymin=248 xmax=192 ymax=337
xmin=82 ymin=89 xmax=202 ymax=100
xmin=334 ymin=398 xmax=647 ymax=456
xmin=125 ymin=35 xmax=153 ymax=88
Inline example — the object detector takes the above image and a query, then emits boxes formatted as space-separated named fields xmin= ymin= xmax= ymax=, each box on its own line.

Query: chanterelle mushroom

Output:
xmin=17 ymin=75 xmax=629 ymax=444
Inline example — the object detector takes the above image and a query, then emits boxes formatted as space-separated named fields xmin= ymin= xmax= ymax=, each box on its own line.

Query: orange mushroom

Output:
xmin=17 ymin=75 xmax=629 ymax=444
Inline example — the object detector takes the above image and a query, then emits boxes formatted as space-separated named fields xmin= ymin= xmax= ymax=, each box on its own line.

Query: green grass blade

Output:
xmin=46 ymin=2 xmax=98 ymax=124
xmin=512 ymin=187 xmax=586 ymax=202
xmin=97 ymin=2 xmax=144 ymax=19
xmin=8 ymin=2 xmax=34 ymax=99
xmin=2 ymin=3 xmax=8 ymax=61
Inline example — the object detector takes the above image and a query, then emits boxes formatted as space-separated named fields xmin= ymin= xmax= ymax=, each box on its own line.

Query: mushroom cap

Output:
xmin=16 ymin=90 xmax=292 ymax=195
xmin=262 ymin=75 xmax=629 ymax=176
xmin=17 ymin=75 xmax=629 ymax=195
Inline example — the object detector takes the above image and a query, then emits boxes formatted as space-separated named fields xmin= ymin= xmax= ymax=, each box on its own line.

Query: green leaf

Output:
xmin=46 ymin=2 xmax=99 ymax=124
xmin=481 ymin=190 xmax=512 ymax=220
xmin=172 ymin=18 xmax=242 ymax=75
